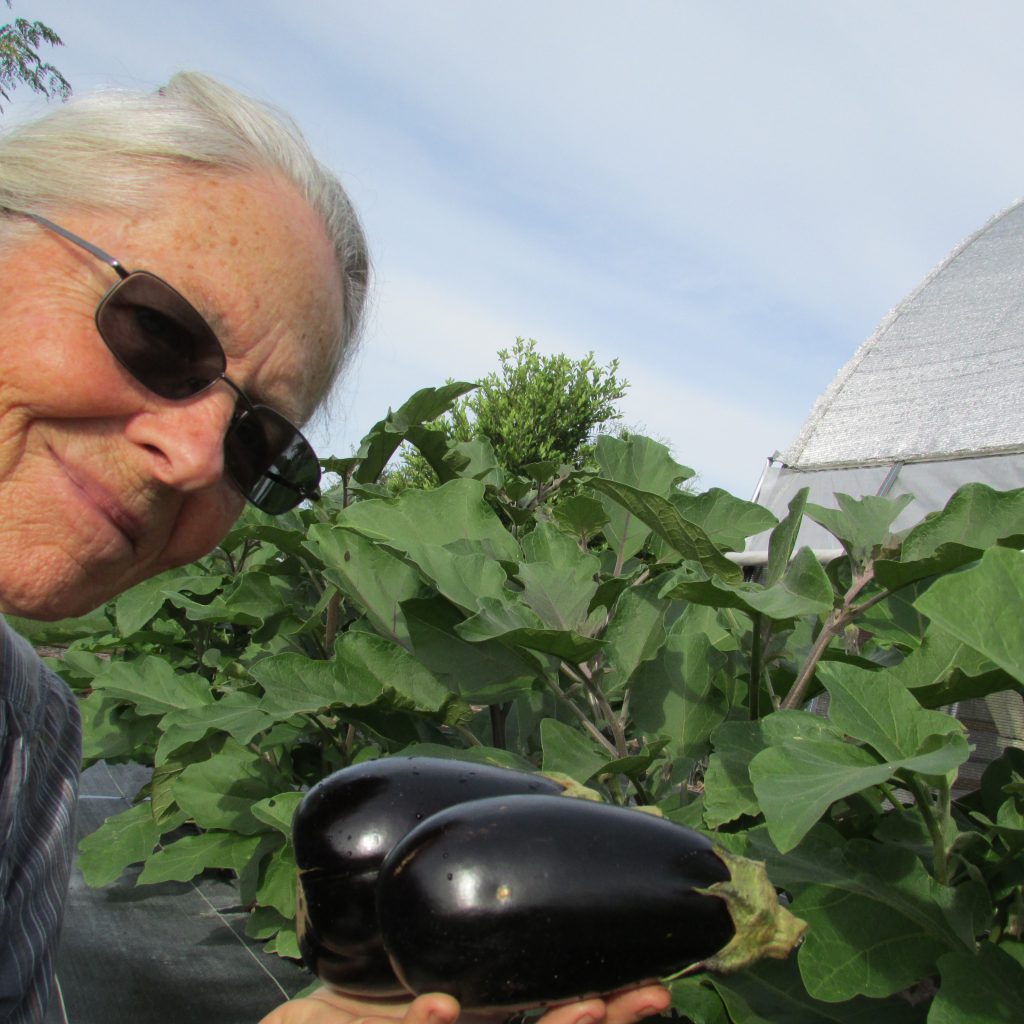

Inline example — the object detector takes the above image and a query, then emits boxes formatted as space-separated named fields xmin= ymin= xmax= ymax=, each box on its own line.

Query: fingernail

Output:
xmin=576 ymin=1015 xmax=597 ymax=1024
xmin=636 ymin=1001 xmax=669 ymax=1020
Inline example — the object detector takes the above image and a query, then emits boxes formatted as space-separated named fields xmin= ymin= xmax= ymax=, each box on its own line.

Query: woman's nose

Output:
xmin=124 ymin=388 xmax=236 ymax=493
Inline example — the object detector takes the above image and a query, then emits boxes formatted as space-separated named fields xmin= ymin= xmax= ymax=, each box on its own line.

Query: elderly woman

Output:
xmin=0 ymin=73 xmax=669 ymax=1024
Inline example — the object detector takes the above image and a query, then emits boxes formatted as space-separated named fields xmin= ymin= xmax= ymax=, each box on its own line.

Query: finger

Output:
xmin=531 ymin=996 xmax=608 ymax=1024
xmin=602 ymin=984 xmax=672 ymax=1024
xmin=306 ymin=989 xmax=461 ymax=1024
xmin=402 ymin=993 xmax=462 ymax=1024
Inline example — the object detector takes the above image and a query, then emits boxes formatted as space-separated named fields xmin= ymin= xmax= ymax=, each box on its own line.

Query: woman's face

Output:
xmin=0 ymin=170 xmax=345 ymax=619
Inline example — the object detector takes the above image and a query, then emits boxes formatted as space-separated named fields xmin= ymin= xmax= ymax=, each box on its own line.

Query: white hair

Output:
xmin=0 ymin=71 xmax=370 ymax=404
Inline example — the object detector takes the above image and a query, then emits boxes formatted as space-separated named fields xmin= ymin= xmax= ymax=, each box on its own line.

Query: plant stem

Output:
xmin=489 ymin=703 xmax=509 ymax=749
xmin=781 ymin=564 xmax=880 ymax=711
xmin=879 ymin=782 xmax=907 ymax=814
xmin=544 ymin=675 xmax=618 ymax=757
xmin=455 ymin=724 xmax=484 ymax=748
xmin=578 ymin=661 xmax=628 ymax=757
xmin=612 ymin=519 xmax=631 ymax=578
xmin=902 ymin=773 xmax=950 ymax=885
xmin=311 ymin=715 xmax=350 ymax=762
xmin=324 ymin=590 xmax=341 ymax=651
xmin=750 ymin=612 xmax=763 ymax=721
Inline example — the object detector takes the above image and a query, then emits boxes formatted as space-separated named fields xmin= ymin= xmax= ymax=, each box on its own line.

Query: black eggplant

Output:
xmin=293 ymin=757 xmax=566 ymax=996
xmin=377 ymin=795 xmax=806 ymax=1010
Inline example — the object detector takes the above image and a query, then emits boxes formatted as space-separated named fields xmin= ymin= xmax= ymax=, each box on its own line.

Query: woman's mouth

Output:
xmin=54 ymin=451 xmax=145 ymax=549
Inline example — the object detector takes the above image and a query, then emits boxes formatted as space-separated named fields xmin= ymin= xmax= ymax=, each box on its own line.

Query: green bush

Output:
xmin=386 ymin=338 xmax=627 ymax=493
xmin=23 ymin=381 xmax=1024 ymax=1020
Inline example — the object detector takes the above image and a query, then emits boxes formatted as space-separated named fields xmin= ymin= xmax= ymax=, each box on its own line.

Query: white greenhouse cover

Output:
xmin=743 ymin=198 xmax=1024 ymax=787
xmin=747 ymin=197 xmax=1024 ymax=555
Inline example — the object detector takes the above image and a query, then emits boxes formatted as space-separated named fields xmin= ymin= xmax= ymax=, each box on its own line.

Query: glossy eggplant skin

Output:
xmin=293 ymin=757 xmax=565 ymax=996
xmin=376 ymin=794 xmax=735 ymax=1010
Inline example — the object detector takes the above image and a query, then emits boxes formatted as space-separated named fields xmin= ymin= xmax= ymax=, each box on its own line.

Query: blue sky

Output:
xmin=7 ymin=1 xmax=1024 ymax=495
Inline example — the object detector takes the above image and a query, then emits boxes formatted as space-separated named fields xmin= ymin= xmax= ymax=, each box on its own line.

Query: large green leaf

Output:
xmin=590 ymin=434 xmax=693 ymax=564
xmin=819 ymin=663 xmax=967 ymax=761
xmin=448 ymin=436 xmax=504 ymax=488
xmin=517 ymin=556 xmax=602 ymax=634
xmin=157 ymin=691 xmax=272 ymax=764
xmin=552 ymin=494 xmax=609 ymax=542
xmin=456 ymin=596 xmax=605 ymax=660
xmin=333 ymin=629 xmax=450 ymax=713
xmin=540 ymin=718 xmax=608 ymax=782
xmin=588 ymin=478 xmax=741 ymax=581
xmin=305 ymin=524 xmax=422 ymax=647
xmin=791 ymin=846 xmax=989 ymax=1001
xmin=702 ymin=721 xmax=765 ymax=828
xmin=403 ymin=597 xmax=539 ymax=704
xmin=745 ymin=829 xmax=988 ymax=952
xmin=338 ymin=478 xmax=520 ymax=564
xmin=519 ymin=521 xmax=586 ymax=567
xmin=806 ymin=493 xmax=913 ymax=566
xmin=6 ymin=607 xmax=113 ymax=646
xmin=915 ymin=546 xmax=1024 ymax=684
xmin=149 ymin=741 xmax=218 ymax=825
xmin=710 ymin=955 xmax=925 ymax=1023
xmin=351 ymin=382 xmax=476 ymax=483
xmin=658 ymin=545 xmax=833 ymax=621
xmin=930 ymin=944 xmax=1024 ymax=1024
xmin=629 ymin=620 xmax=729 ymax=760
xmin=885 ymin=625 xmax=1015 ymax=707
xmin=403 ymin=424 xmax=462 ymax=484
xmin=667 ymin=976 xmax=729 ymax=1024
xmin=600 ymin=579 xmax=669 ymax=696
xmin=256 ymin=841 xmax=298 ymax=919
xmin=749 ymin=726 xmax=968 ymax=853
xmin=900 ymin=483 xmax=1024 ymax=563
xmin=256 ymin=631 xmax=450 ymax=720
xmin=669 ymin=488 xmax=778 ymax=553
xmin=113 ymin=566 xmax=219 ymax=637
xmin=792 ymin=885 xmax=949 ymax=1001
xmin=165 ymin=571 xmax=291 ymax=629
xmin=398 ymin=545 xmax=509 ymax=614
xmin=77 ymin=802 xmax=167 ymax=888
xmin=173 ymin=739 xmax=286 ymax=835
xmin=765 ymin=488 xmax=811 ymax=589
xmin=137 ymin=831 xmax=263 ymax=885
xmin=254 ymin=653 xmax=373 ymax=718
xmin=593 ymin=433 xmax=694 ymax=491
xmin=250 ymin=792 xmax=303 ymax=835
xmin=79 ymin=692 xmax=159 ymax=763
xmin=88 ymin=657 xmax=213 ymax=717
xmin=864 ymin=479 xmax=1024 ymax=585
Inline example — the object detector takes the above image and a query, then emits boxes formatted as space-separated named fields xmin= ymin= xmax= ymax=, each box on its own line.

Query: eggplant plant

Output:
xmin=18 ymin=376 xmax=1024 ymax=1023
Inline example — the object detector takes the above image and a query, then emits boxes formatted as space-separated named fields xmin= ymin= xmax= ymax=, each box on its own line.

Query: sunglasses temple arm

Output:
xmin=25 ymin=213 xmax=129 ymax=279
xmin=263 ymin=468 xmax=321 ymax=502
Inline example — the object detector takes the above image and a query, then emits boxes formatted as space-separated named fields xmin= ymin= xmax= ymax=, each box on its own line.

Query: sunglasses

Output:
xmin=21 ymin=212 xmax=322 ymax=514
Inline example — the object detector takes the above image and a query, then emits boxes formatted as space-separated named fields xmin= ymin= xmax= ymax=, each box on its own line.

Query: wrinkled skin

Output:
xmin=0 ymin=168 xmax=343 ymax=620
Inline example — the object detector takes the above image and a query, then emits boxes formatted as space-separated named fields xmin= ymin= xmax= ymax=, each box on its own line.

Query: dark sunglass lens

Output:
xmin=225 ymin=407 xmax=321 ymax=514
xmin=96 ymin=272 xmax=224 ymax=399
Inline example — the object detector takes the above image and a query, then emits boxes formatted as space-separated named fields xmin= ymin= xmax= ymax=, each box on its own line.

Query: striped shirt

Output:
xmin=0 ymin=618 xmax=81 ymax=1024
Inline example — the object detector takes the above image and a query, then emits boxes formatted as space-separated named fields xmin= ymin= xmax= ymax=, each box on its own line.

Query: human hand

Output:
xmin=258 ymin=984 xmax=672 ymax=1024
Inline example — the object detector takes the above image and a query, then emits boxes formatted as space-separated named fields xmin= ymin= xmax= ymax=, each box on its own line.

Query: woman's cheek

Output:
xmin=162 ymin=488 xmax=246 ymax=568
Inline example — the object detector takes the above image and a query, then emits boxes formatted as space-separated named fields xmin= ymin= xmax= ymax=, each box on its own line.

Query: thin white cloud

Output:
xmin=12 ymin=0 xmax=1024 ymax=501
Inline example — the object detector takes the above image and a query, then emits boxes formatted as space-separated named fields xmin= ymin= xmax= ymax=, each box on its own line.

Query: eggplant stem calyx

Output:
xmin=688 ymin=848 xmax=807 ymax=976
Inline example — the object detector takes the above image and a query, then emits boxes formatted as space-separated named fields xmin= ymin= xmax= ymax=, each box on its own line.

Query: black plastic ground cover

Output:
xmin=42 ymin=762 xmax=310 ymax=1024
